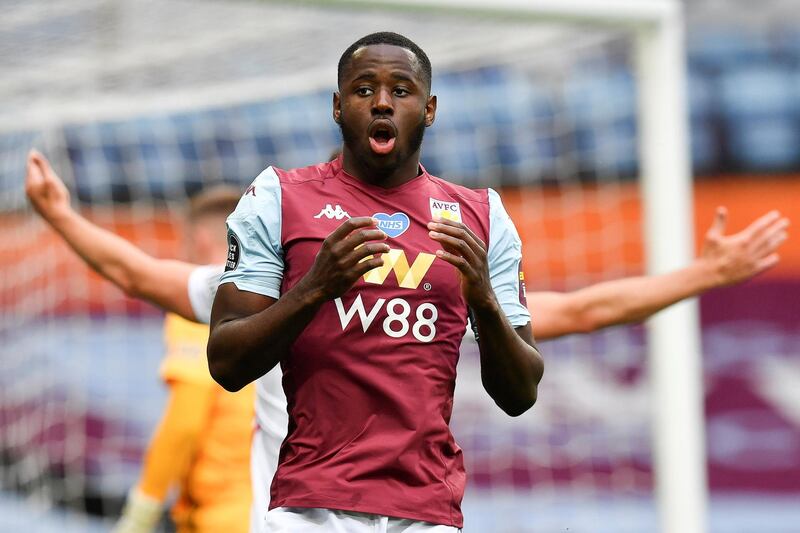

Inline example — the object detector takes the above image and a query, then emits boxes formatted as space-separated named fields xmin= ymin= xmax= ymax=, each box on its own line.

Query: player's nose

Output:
xmin=371 ymin=87 xmax=394 ymax=116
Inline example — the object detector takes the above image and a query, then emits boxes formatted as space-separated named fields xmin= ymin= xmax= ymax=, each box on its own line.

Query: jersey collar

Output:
xmin=332 ymin=155 xmax=430 ymax=195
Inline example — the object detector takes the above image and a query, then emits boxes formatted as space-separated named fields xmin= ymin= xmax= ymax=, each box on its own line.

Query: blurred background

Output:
xmin=1 ymin=0 xmax=798 ymax=531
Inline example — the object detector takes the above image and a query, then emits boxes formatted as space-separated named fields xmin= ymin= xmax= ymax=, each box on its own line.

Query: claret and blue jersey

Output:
xmin=219 ymin=156 xmax=529 ymax=528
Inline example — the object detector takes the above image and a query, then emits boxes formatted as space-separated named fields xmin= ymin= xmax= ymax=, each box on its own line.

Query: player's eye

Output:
xmin=394 ymin=87 xmax=410 ymax=97
xmin=356 ymin=87 xmax=374 ymax=96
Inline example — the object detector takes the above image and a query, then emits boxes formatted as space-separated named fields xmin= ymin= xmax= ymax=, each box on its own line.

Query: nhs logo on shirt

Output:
xmin=373 ymin=212 xmax=410 ymax=238
xmin=429 ymin=198 xmax=461 ymax=222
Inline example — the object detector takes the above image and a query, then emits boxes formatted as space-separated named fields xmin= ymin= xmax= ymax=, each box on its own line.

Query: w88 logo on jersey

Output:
xmin=334 ymin=294 xmax=438 ymax=343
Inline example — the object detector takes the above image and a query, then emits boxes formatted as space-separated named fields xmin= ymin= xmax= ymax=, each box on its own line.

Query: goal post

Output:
xmin=324 ymin=1 xmax=707 ymax=532
xmin=635 ymin=12 xmax=708 ymax=533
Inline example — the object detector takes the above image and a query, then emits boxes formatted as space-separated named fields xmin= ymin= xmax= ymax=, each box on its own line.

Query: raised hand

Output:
xmin=302 ymin=217 xmax=390 ymax=301
xmin=700 ymin=206 xmax=789 ymax=287
xmin=427 ymin=217 xmax=496 ymax=311
xmin=25 ymin=149 xmax=72 ymax=223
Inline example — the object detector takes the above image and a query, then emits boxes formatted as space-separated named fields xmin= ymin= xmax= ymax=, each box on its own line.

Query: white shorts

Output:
xmin=249 ymin=428 xmax=279 ymax=533
xmin=265 ymin=507 xmax=461 ymax=533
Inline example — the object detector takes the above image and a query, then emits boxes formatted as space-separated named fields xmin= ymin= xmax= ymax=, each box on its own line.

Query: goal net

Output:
xmin=0 ymin=1 xmax=700 ymax=531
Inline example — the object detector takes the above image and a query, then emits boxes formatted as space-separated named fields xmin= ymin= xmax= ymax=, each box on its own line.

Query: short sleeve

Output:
xmin=487 ymin=188 xmax=530 ymax=328
xmin=187 ymin=264 xmax=224 ymax=325
xmin=219 ymin=167 xmax=284 ymax=299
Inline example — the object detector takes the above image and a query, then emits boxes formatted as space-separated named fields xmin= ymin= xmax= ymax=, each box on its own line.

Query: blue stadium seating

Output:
xmin=4 ymin=32 xmax=800 ymax=201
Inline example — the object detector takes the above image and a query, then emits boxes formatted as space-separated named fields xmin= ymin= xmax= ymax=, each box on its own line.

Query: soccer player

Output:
xmin=209 ymin=34 xmax=538 ymax=530
xmin=24 ymin=152 xmax=254 ymax=533
xmin=205 ymin=32 xmax=789 ymax=532
xmin=26 ymin=135 xmax=787 ymax=532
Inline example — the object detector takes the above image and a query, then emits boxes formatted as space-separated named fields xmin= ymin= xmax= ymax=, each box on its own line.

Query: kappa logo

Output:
xmin=244 ymin=184 xmax=256 ymax=197
xmin=373 ymin=212 xmax=410 ymax=238
xmin=314 ymin=204 xmax=350 ymax=220
xmin=362 ymin=249 xmax=435 ymax=289
xmin=429 ymin=198 xmax=462 ymax=222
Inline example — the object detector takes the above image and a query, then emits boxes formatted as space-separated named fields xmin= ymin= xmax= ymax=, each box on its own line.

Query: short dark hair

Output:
xmin=338 ymin=32 xmax=432 ymax=92
xmin=187 ymin=185 xmax=241 ymax=223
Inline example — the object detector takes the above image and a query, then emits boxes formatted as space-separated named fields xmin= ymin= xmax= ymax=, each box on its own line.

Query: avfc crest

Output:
xmin=429 ymin=198 xmax=462 ymax=222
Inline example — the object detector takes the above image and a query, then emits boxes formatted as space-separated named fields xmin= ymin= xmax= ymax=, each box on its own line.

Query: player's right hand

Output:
xmin=25 ymin=149 xmax=72 ymax=223
xmin=110 ymin=488 xmax=162 ymax=533
xmin=301 ymin=217 xmax=389 ymax=301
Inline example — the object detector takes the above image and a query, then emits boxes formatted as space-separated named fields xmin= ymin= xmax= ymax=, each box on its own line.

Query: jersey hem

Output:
xmin=269 ymin=497 xmax=463 ymax=529
xmin=218 ymin=279 xmax=280 ymax=300
xmin=509 ymin=317 xmax=531 ymax=329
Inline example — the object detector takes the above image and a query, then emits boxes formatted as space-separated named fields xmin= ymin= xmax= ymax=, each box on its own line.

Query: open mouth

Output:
xmin=368 ymin=121 xmax=397 ymax=155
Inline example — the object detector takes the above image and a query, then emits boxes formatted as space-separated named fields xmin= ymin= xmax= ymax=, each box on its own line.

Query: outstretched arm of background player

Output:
xmin=527 ymin=207 xmax=789 ymax=340
xmin=208 ymin=217 xmax=390 ymax=392
xmin=25 ymin=150 xmax=198 ymax=321
xmin=112 ymin=381 xmax=215 ymax=533
xmin=429 ymin=218 xmax=543 ymax=417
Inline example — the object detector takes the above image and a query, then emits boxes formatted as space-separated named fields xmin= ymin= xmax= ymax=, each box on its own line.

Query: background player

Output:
xmin=25 ymin=151 xmax=253 ymax=533
xmin=114 ymin=188 xmax=254 ymax=533
xmin=26 ymin=137 xmax=787 ymax=531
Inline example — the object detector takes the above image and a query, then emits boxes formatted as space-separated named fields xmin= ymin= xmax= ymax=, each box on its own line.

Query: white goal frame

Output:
xmin=323 ymin=1 xmax=707 ymax=532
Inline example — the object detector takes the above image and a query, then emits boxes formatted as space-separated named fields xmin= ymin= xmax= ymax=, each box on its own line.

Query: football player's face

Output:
xmin=334 ymin=44 xmax=436 ymax=174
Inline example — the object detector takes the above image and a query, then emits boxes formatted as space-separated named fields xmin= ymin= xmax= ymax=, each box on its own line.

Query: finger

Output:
xmin=26 ymin=152 xmax=43 ymax=182
xmin=28 ymin=150 xmax=50 ymax=177
xmin=351 ymin=256 xmax=385 ymax=278
xmin=428 ymin=220 xmax=486 ymax=257
xmin=753 ymin=229 xmax=788 ymax=258
xmin=28 ymin=149 xmax=43 ymax=171
xmin=754 ymin=253 xmax=780 ymax=274
xmin=337 ymin=228 xmax=387 ymax=254
xmin=343 ymin=242 xmax=391 ymax=267
xmin=429 ymin=230 xmax=480 ymax=266
xmin=34 ymin=153 xmax=56 ymax=184
xmin=25 ymin=153 xmax=45 ymax=192
xmin=429 ymin=217 xmax=486 ymax=249
xmin=743 ymin=210 xmax=782 ymax=241
xmin=706 ymin=206 xmax=727 ymax=238
xmin=327 ymin=216 xmax=378 ymax=242
xmin=28 ymin=151 xmax=61 ymax=191
xmin=435 ymin=249 xmax=470 ymax=274
xmin=749 ymin=217 xmax=789 ymax=255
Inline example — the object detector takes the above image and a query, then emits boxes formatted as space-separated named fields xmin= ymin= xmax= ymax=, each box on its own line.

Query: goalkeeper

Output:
xmin=25 ymin=150 xmax=787 ymax=532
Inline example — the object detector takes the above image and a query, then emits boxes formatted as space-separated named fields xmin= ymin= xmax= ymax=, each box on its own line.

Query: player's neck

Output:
xmin=341 ymin=149 xmax=422 ymax=189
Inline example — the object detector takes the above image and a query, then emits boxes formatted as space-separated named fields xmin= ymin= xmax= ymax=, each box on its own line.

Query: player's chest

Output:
xmin=279 ymin=189 xmax=470 ymax=301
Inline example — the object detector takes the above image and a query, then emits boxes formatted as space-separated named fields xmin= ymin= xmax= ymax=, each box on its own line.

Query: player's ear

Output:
xmin=424 ymin=94 xmax=437 ymax=127
xmin=333 ymin=92 xmax=342 ymax=124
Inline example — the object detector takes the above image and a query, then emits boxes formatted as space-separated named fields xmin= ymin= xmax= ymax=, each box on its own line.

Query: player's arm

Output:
xmin=528 ymin=207 xmax=789 ymax=340
xmin=112 ymin=380 xmax=215 ymax=533
xmin=25 ymin=150 xmax=198 ymax=321
xmin=208 ymin=217 xmax=389 ymax=392
xmin=429 ymin=217 xmax=543 ymax=417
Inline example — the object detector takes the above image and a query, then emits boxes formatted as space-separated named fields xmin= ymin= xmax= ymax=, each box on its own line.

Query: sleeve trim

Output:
xmin=220 ymin=279 xmax=280 ymax=300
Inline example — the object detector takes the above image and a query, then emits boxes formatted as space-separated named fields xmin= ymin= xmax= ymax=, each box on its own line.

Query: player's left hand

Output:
xmin=700 ymin=206 xmax=789 ymax=287
xmin=428 ymin=217 xmax=497 ymax=312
